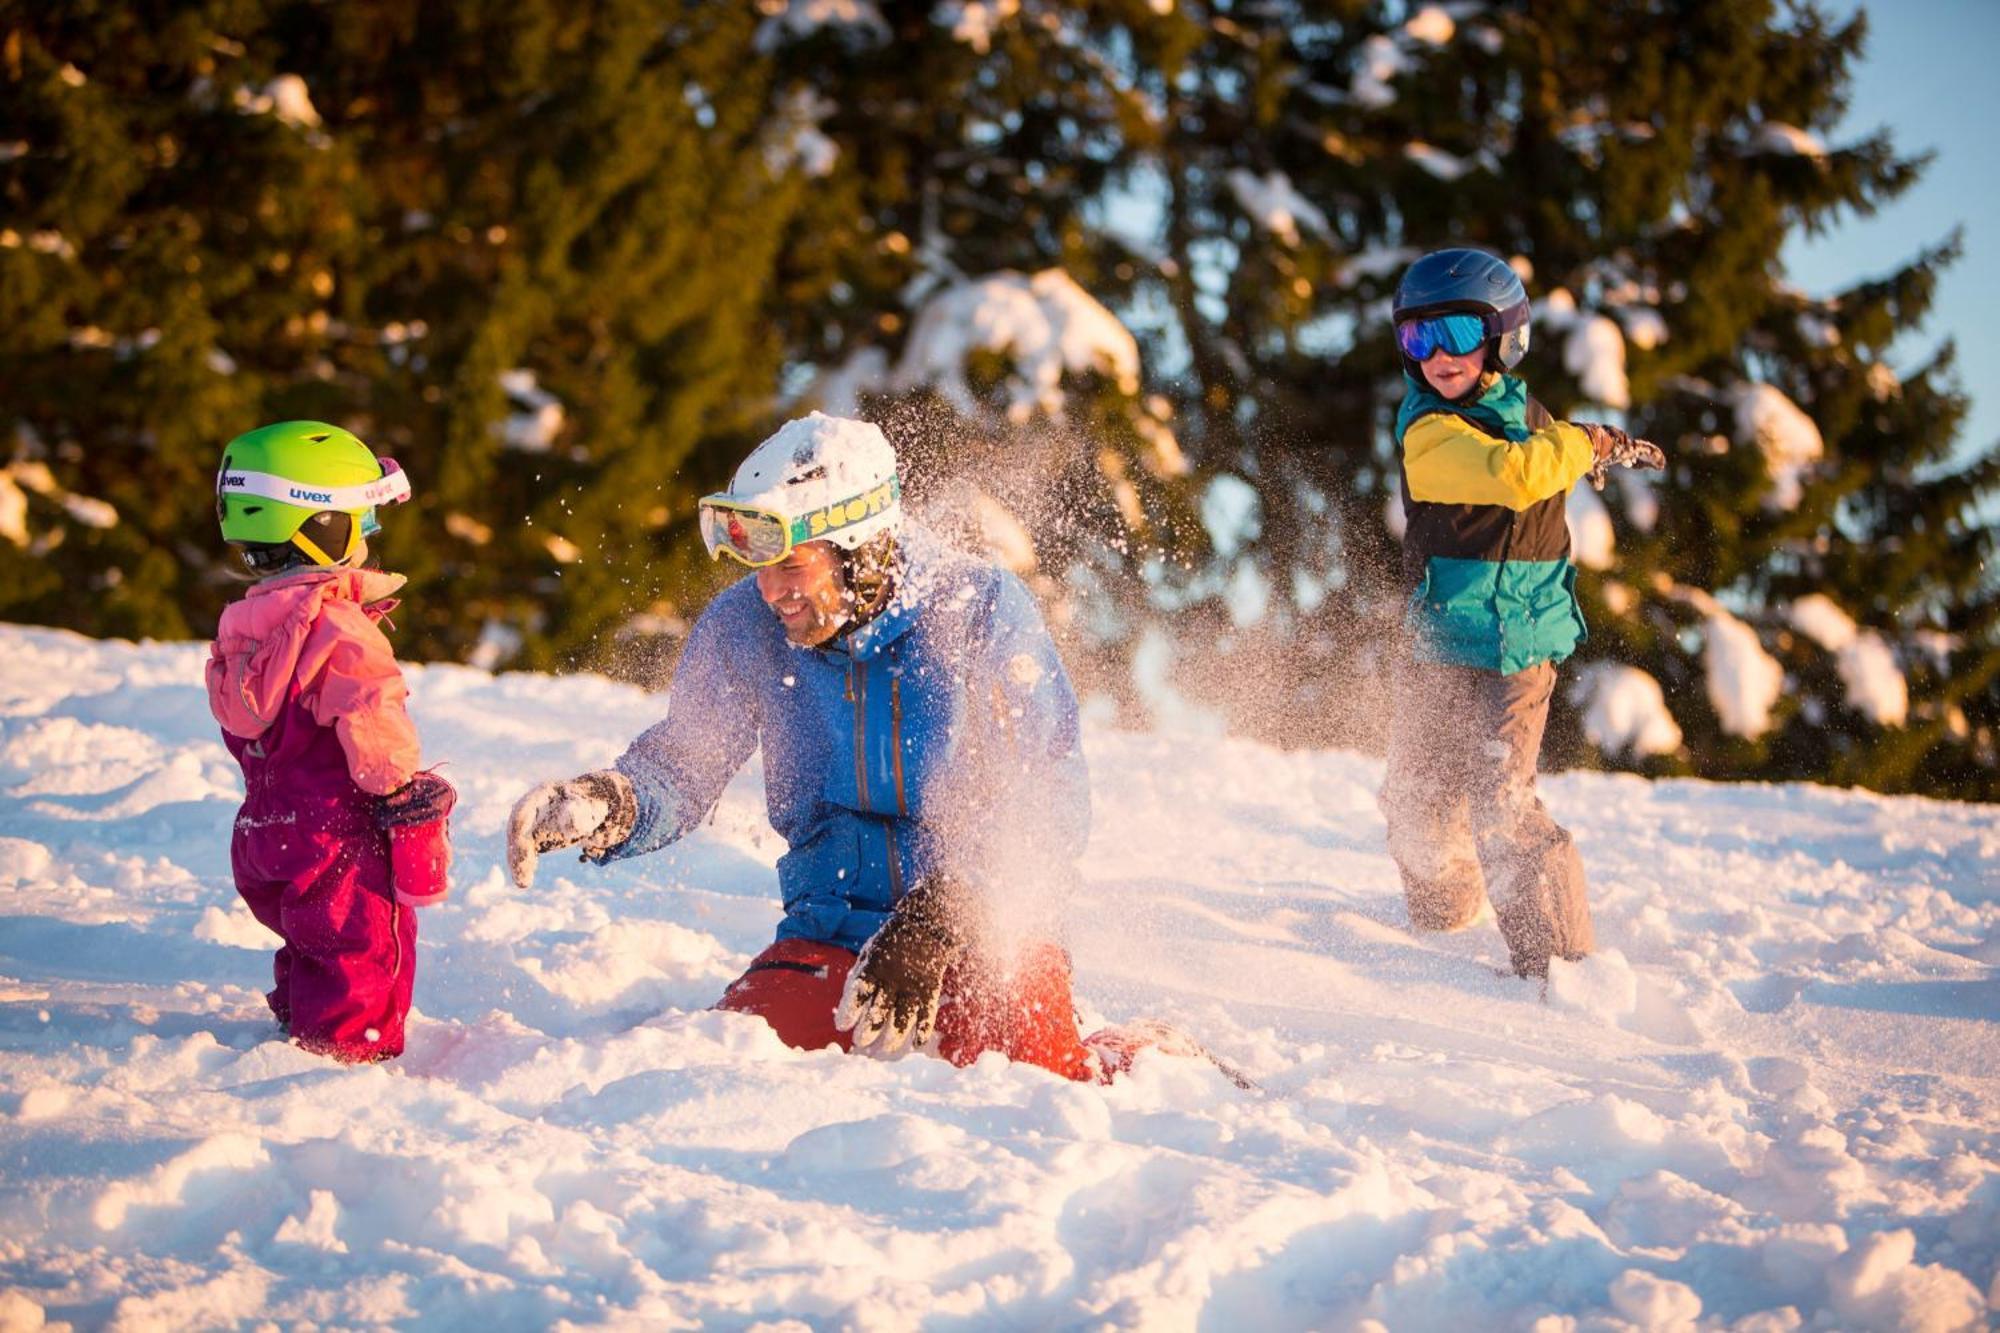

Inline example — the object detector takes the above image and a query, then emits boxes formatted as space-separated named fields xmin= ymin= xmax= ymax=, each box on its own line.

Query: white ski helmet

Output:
xmin=698 ymin=412 xmax=903 ymax=567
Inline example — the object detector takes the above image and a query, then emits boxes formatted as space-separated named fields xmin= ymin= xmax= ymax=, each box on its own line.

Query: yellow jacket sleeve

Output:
xmin=1402 ymin=411 xmax=1595 ymax=511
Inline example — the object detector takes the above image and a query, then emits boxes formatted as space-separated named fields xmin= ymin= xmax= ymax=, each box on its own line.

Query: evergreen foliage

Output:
xmin=1 ymin=1 xmax=804 ymax=671
xmin=2 ymin=0 xmax=1993 ymax=796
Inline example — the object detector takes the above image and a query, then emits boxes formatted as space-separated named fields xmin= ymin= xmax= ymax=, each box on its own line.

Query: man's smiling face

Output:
xmin=756 ymin=540 xmax=850 ymax=646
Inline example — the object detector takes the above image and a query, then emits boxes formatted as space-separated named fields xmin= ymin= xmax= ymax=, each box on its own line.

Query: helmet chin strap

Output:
xmin=288 ymin=515 xmax=363 ymax=568
xmin=831 ymin=532 xmax=901 ymax=638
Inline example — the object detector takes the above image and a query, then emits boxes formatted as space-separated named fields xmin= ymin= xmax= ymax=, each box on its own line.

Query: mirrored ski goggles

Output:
xmin=216 ymin=456 xmax=412 ymax=515
xmin=697 ymin=476 xmax=900 ymax=568
xmin=1395 ymin=312 xmax=1491 ymax=362
xmin=697 ymin=499 xmax=806 ymax=568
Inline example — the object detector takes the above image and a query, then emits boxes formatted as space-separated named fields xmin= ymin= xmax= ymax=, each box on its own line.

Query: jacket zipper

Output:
xmin=885 ymin=671 xmax=907 ymax=903
xmin=849 ymin=659 xmax=870 ymax=815
xmin=852 ymin=659 xmax=904 ymax=901
xmin=890 ymin=673 xmax=908 ymax=816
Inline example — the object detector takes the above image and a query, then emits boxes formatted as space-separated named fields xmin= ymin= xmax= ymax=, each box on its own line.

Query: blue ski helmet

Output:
xmin=1392 ymin=248 xmax=1531 ymax=370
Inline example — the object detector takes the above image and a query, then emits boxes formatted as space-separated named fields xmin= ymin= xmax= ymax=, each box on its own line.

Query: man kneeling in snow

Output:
xmin=507 ymin=413 xmax=1155 ymax=1082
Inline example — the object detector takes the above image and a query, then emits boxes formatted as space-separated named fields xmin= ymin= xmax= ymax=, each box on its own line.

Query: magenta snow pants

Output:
xmin=225 ymin=688 xmax=417 ymax=1062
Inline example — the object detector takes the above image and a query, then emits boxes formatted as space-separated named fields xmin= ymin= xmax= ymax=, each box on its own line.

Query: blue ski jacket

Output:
xmin=603 ymin=527 xmax=1091 ymax=953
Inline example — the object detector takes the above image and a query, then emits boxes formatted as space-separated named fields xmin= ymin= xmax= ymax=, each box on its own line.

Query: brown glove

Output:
xmin=1578 ymin=422 xmax=1667 ymax=490
xmin=834 ymin=876 xmax=975 ymax=1058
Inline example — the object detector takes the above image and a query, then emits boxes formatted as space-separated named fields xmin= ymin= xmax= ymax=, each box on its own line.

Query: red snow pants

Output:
xmin=224 ymin=683 xmax=417 ymax=1063
xmin=233 ymin=822 xmax=416 ymax=1062
xmin=716 ymin=937 xmax=1100 ymax=1082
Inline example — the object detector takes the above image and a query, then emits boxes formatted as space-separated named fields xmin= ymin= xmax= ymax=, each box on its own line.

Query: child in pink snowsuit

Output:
xmin=206 ymin=421 xmax=452 ymax=1062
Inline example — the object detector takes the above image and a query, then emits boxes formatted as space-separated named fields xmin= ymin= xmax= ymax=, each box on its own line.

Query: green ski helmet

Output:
xmin=216 ymin=421 xmax=411 ymax=569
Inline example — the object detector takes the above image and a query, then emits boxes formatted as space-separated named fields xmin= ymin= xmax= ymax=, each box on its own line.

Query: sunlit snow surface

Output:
xmin=0 ymin=625 xmax=1995 ymax=1330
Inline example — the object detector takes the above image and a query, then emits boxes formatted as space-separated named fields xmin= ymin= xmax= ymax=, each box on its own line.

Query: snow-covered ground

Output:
xmin=1 ymin=624 xmax=1995 ymax=1331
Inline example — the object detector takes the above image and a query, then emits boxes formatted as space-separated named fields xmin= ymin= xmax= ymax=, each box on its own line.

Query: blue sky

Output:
xmin=1784 ymin=0 xmax=1997 ymax=460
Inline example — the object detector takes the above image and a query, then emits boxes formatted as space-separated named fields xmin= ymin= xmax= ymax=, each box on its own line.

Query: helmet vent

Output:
xmin=307 ymin=433 xmax=330 ymax=442
xmin=788 ymin=466 xmax=827 ymax=485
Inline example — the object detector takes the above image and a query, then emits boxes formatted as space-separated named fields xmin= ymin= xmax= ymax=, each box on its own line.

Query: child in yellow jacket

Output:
xmin=1384 ymin=249 xmax=1662 ymax=977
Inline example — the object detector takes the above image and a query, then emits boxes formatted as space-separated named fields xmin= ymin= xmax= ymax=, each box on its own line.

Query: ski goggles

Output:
xmin=216 ymin=457 xmax=412 ymax=515
xmin=1395 ymin=312 xmax=1491 ymax=362
xmin=697 ymin=476 xmax=900 ymax=568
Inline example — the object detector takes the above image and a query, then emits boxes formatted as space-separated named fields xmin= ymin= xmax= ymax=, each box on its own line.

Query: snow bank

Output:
xmin=0 ymin=624 xmax=1994 ymax=1330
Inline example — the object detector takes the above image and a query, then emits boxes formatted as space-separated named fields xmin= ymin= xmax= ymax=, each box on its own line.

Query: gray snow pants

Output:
xmin=1379 ymin=657 xmax=1594 ymax=977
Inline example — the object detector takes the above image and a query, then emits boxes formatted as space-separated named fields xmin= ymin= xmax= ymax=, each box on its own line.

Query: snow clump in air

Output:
xmin=973 ymin=491 xmax=1037 ymax=573
xmin=1225 ymin=169 xmax=1330 ymax=248
xmin=1728 ymin=382 xmax=1823 ymax=510
xmin=1789 ymin=594 xmax=1908 ymax=727
xmin=1570 ymin=662 xmax=1682 ymax=758
xmin=894 ymin=268 xmax=1140 ymax=423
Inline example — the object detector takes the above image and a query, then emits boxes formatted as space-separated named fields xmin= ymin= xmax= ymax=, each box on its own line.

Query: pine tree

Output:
xmin=1 ymin=1 xmax=812 ymax=673
xmin=751 ymin=0 xmax=1207 ymax=709
xmin=4 ymin=0 xmax=1992 ymax=796
xmin=0 ymin=1 xmax=369 ymax=640
xmin=1082 ymin=0 xmax=1998 ymax=796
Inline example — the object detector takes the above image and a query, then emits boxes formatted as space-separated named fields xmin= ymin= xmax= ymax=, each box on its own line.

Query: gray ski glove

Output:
xmin=505 ymin=769 xmax=638 ymax=888
xmin=1579 ymin=422 xmax=1667 ymax=490
xmin=834 ymin=877 xmax=974 ymax=1059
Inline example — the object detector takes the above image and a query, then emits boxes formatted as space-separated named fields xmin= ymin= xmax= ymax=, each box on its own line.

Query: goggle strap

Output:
xmin=218 ymin=464 xmax=412 ymax=512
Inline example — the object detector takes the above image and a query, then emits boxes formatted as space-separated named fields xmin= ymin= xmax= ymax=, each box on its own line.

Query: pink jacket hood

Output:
xmin=206 ymin=568 xmax=420 ymax=795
